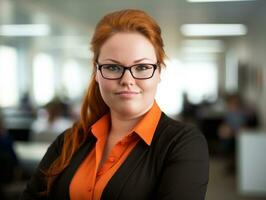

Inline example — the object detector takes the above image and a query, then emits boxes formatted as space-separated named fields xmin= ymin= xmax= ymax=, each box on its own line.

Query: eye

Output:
xmin=135 ymin=64 xmax=153 ymax=71
xmin=102 ymin=64 xmax=122 ymax=72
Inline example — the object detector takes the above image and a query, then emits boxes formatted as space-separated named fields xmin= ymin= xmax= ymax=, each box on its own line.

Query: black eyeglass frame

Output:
xmin=96 ymin=62 xmax=159 ymax=80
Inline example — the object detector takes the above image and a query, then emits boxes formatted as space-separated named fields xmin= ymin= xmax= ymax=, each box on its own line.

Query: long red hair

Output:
xmin=43 ymin=9 xmax=166 ymax=195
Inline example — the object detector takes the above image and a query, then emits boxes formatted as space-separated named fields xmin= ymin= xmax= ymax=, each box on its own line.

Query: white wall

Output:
xmin=229 ymin=4 xmax=266 ymax=129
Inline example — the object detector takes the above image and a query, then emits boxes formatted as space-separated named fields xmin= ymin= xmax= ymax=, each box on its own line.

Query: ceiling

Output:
xmin=0 ymin=0 xmax=265 ymax=58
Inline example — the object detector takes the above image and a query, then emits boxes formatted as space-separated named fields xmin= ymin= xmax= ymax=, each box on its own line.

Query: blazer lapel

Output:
xmin=101 ymin=140 xmax=148 ymax=200
xmin=51 ymin=134 xmax=96 ymax=199
xmin=100 ymin=113 xmax=169 ymax=200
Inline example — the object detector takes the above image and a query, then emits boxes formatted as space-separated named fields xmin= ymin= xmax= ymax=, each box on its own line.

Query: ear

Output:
xmin=157 ymin=70 xmax=161 ymax=83
xmin=95 ymin=73 xmax=98 ymax=83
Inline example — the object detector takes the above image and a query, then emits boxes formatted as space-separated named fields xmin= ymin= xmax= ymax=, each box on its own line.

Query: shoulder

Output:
xmin=155 ymin=113 xmax=205 ymax=142
xmin=151 ymin=114 xmax=209 ymax=199
xmin=48 ymin=130 xmax=67 ymax=152
xmin=36 ymin=130 xmax=67 ymax=170
xmin=152 ymin=113 xmax=209 ymax=160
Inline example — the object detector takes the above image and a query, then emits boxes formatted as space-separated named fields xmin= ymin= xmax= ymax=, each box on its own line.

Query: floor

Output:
xmin=206 ymin=157 xmax=266 ymax=200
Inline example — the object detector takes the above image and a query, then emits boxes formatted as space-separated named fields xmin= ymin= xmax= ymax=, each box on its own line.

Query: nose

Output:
xmin=119 ymin=68 xmax=135 ymax=86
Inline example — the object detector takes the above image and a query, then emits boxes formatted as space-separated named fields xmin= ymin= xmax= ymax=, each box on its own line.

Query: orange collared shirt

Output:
xmin=69 ymin=101 xmax=161 ymax=200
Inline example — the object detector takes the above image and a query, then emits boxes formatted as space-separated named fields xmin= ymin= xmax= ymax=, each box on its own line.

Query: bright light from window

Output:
xmin=156 ymin=59 xmax=184 ymax=116
xmin=33 ymin=53 xmax=55 ymax=105
xmin=183 ymin=62 xmax=218 ymax=104
xmin=0 ymin=46 xmax=18 ymax=107
xmin=62 ymin=60 xmax=86 ymax=100
xmin=156 ymin=58 xmax=218 ymax=116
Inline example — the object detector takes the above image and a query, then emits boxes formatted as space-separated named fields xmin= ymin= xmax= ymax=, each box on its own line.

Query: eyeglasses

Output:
xmin=96 ymin=63 xmax=158 ymax=80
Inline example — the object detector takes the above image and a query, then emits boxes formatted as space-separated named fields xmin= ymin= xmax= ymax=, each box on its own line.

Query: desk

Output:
xmin=237 ymin=131 xmax=266 ymax=197
xmin=14 ymin=141 xmax=50 ymax=173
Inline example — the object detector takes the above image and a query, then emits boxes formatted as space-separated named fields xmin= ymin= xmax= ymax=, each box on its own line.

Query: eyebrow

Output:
xmin=101 ymin=58 xmax=154 ymax=64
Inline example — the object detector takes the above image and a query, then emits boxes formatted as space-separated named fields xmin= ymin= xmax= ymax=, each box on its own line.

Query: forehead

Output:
xmin=98 ymin=32 xmax=157 ymax=63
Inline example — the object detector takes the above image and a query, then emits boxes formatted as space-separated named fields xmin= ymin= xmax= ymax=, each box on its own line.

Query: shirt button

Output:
xmin=108 ymin=156 xmax=116 ymax=162
xmin=119 ymin=140 xmax=126 ymax=145
xmin=97 ymin=170 xmax=103 ymax=176
xmin=88 ymin=187 xmax=93 ymax=192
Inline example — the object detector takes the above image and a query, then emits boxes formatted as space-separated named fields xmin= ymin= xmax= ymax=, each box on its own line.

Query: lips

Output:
xmin=115 ymin=90 xmax=140 ymax=98
xmin=115 ymin=91 xmax=139 ymax=95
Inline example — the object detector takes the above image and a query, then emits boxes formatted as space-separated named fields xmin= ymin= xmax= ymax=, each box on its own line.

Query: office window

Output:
xmin=0 ymin=45 xmax=18 ymax=107
xmin=33 ymin=53 xmax=55 ymax=105
xmin=183 ymin=62 xmax=218 ymax=104
xmin=156 ymin=59 xmax=184 ymax=116
xmin=62 ymin=59 xmax=86 ymax=100
xmin=156 ymin=59 xmax=218 ymax=116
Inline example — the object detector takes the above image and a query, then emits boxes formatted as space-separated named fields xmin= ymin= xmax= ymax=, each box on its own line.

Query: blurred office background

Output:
xmin=0 ymin=0 xmax=266 ymax=199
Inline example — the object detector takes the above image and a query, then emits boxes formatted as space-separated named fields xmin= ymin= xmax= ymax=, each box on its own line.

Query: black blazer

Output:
xmin=21 ymin=113 xmax=209 ymax=200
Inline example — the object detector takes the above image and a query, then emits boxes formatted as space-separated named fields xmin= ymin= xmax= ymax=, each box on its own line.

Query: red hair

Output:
xmin=43 ymin=9 xmax=166 ymax=195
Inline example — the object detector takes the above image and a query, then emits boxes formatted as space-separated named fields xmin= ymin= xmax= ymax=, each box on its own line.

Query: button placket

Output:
xmin=108 ymin=156 xmax=116 ymax=163
xmin=119 ymin=140 xmax=127 ymax=146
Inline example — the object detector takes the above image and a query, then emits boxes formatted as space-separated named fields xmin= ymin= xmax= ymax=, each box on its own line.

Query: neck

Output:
xmin=109 ymin=102 xmax=154 ymax=137
xmin=110 ymin=112 xmax=143 ymax=137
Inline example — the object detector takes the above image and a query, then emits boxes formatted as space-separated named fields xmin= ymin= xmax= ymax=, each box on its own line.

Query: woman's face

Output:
xmin=96 ymin=32 xmax=161 ymax=119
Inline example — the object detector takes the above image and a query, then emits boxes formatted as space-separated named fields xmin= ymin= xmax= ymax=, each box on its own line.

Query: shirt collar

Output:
xmin=91 ymin=114 xmax=110 ymax=140
xmin=91 ymin=101 xmax=161 ymax=146
xmin=133 ymin=101 xmax=161 ymax=145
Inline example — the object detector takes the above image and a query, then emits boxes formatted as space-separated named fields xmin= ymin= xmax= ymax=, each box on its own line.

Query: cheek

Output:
xmin=139 ymin=79 xmax=160 ymax=96
xmin=98 ymin=82 xmax=114 ymax=108
xmin=98 ymin=79 xmax=115 ymax=98
xmin=142 ymin=73 xmax=160 ymax=92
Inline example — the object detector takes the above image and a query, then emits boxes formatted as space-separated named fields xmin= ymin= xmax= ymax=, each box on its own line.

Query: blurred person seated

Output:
xmin=179 ymin=92 xmax=199 ymax=124
xmin=31 ymin=98 xmax=74 ymax=142
xmin=218 ymin=93 xmax=258 ymax=173
xmin=0 ymin=108 xmax=19 ymax=199
xmin=19 ymin=92 xmax=35 ymax=116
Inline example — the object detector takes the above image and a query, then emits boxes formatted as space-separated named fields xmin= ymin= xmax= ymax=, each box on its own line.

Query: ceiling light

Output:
xmin=0 ymin=24 xmax=51 ymax=36
xmin=180 ymin=24 xmax=247 ymax=36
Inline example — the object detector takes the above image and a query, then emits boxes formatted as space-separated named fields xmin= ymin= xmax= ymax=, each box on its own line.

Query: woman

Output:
xmin=21 ymin=9 xmax=209 ymax=200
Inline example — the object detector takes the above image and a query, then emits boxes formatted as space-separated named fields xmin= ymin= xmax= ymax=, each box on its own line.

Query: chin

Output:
xmin=113 ymin=104 xmax=140 ymax=117
xmin=117 ymin=103 xmax=152 ymax=119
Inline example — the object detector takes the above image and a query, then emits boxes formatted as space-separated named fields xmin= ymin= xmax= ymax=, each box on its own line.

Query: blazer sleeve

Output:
xmin=20 ymin=132 xmax=65 ymax=200
xmin=156 ymin=126 xmax=209 ymax=200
